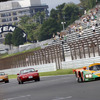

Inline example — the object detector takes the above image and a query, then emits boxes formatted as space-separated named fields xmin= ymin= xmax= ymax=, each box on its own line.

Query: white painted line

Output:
xmin=52 ymin=96 xmax=72 ymax=100
xmin=3 ymin=95 xmax=31 ymax=100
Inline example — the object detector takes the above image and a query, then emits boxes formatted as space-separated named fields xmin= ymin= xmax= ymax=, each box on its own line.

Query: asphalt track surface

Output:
xmin=0 ymin=74 xmax=100 ymax=100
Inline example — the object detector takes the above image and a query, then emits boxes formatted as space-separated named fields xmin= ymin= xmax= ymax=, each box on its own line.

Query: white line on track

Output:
xmin=3 ymin=95 xmax=31 ymax=100
xmin=52 ymin=96 xmax=72 ymax=100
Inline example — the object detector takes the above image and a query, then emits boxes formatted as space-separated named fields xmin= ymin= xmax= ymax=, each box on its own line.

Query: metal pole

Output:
xmin=63 ymin=23 xmax=64 ymax=30
xmin=61 ymin=22 xmax=66 ymax=30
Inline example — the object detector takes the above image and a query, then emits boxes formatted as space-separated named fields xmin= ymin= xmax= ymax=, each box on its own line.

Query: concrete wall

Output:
xmin=62 ymin=56 xmax=100 ymax=69
xmin=1 ymin=63 xmax=56 ymax=75
xmin=1 ymin=55 xmax=100 ymax=75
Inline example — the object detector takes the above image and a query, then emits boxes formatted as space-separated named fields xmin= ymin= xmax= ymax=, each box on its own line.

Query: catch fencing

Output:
xmin=0 ymin=44 xmax=65 ymax=70
xmin=67 ymin=34 xmax=100 ymax=60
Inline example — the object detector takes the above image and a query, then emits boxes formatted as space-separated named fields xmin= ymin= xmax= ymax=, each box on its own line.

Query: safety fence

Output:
xmin=0 ymin=44 xmax=65 ymax=70
xmin=67 ymin=33 xmax=100 ymax=60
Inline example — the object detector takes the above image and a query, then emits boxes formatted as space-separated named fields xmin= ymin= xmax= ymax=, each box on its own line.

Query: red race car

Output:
xmin=17 ymin=68 xmax=40 ymax=84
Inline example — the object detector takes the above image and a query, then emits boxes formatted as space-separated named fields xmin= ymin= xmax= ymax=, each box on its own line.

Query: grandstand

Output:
xmin=60 ymin=5 xmax=100 ymax=59
xmin=0 ymin=4 xmax=100 ymax=73
xmin=8 ymin=4 xmax=100 ymax=60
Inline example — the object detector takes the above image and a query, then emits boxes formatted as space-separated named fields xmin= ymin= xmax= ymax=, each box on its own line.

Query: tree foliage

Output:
xmin=62 ymin=3 xmax=80 ymax=25
xmin=5 ymin=33 xmax=12 ymax=49
xmin=80 ymin=0 xmax=96 ymax=10
xmin=38 ymin=18 xmax=61 ymax=41
xmin=18 ymin=2 xmax=90 ymax=41
xmin=12 ymin=28 xmax=26 ymax=46
xmin=5 ymin=33 xmax=12 ymax=45
xmin=36 ymin=2 xmax=81 ymax=41
xmin=19 ymin=12 xmax=46 ymax=42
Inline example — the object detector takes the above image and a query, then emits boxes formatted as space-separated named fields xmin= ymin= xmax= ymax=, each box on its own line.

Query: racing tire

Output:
xmin=77 ymin=77 xmax=83 ymax=83
xmin=35 ymin=77 xmax=40 ymax=82
xmin=18 ymin=79 xmax=23 ymax=84
xmin=18 ymin=81 xmax=21 ymax=84
xmin=20 ymin=80 xmax=23 ymax=84
xmin=37 ymin=77 xmax=40 ymax=81
xmin=5 ymin=80 xmax=9 ymax=83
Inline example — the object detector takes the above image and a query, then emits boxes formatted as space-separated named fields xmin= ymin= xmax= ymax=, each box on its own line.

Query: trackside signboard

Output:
xmin=0 ymin=25 xmax=17 ymax=33
xmin=0 ymin=25 xmax=26 ymax=37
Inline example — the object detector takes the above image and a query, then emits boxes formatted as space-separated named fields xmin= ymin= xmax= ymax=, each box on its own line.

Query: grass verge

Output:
xmin=8 ymin=69 xmax=73 ymax=79
xmin=1 ymin=47 xmax=41 ymax=58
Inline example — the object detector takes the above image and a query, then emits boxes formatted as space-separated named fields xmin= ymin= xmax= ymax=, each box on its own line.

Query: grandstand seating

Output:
xmin=62 ymin=6 xmax=100 ymax=58
xmin=1 ymin=5 xmax=100 ymax=57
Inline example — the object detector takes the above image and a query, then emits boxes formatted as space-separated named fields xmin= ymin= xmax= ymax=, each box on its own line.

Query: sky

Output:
xmin=41 ymin=0 xmax=80 ymax=12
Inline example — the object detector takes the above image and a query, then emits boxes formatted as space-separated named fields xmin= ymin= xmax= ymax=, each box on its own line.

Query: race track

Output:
xmin=0 ymin=75 xmax=100 ymax=100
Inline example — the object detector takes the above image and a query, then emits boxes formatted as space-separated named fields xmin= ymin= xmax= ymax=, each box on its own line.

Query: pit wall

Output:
xmin=1 ymin=63 xmax=56 ymax=75
xmin=61 ymin=56 xmax=100 ymax=69
xmin=1 ymin=56 xmax=100 ymax=75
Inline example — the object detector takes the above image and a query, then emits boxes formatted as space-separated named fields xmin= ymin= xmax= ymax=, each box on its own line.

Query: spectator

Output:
xmin=68 ymin=27 xmax=71 ymax=34
xmin=78 ymin=29 xmax=83 ymax=37
xmin=87 ymin=20 xmax=90 ymax=28
xmin=64 ymin=35 xmax=67 ymax=42
xmin=75 ymin=25 xmax=78 ymax=32
xmin=84 ymin=10 xmax=87 ymax=15
xmin=53 ymin=33 xmax=56 ymax=42
xmin=94 ymin=19 xmax=98 ymax=27
xmin=91 ymin=15 xmax=94 ymax=21
xmin=57 ymin=32 xmax=60 ymax=38
xmin=79 ymin=25 xmax=83 ymax=31
xmin=92 ymin=24 xmax=96 ymax=34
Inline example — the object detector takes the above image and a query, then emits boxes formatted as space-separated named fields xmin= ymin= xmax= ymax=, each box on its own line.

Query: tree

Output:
xmin=12 ymin=28 xmax=26 ymax=47
xmin=80 ymin=0 xmax=96 ymax=10
xmin=62 ymin=3 xmax=80 ymax=26
xmin=50 ymin=3 xmax=66 ymax=23
xmin=38 ymin=18 xmax=61 ymax=41
xmin=31 ymin=24 xmax=42 ymax=42
xmin=19 ymin=15 xmax=30 ymax=29
xmin=32 ymin=11 xmax=46 ymax=24
xmin=19 ymin=12 xmax=46 ymax=42
xmin=25 ymin=23 xmax=41 ymax=42
xmin=50 ymin=9 xmax=58 ymax=19
xmin=5 ymin=33 xmax=12 ymax=50
xmin=18 ymin=2 xmax=82 ymax=41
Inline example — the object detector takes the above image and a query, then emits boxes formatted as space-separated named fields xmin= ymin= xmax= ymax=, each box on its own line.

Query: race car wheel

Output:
xmin=18 ymin=81 xmax=21 ymax=84
xmin=5 ymin=80 xmax=9 ymax=83
xmin=18 ymin=79 xmax=23 ymax=84
xmin=20 ymin=80 xmax=23 ymax=84
xmin=35 ymin=77 xmax=40 ymax=82
xmin=77 ymin=77 xmax=83 ymax=83
xmin=37 ymin=77 xmax=40 ymax=81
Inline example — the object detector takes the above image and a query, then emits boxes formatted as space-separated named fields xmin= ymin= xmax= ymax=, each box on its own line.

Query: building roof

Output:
xmin=0 ymin=0 xmax=41 ymax=11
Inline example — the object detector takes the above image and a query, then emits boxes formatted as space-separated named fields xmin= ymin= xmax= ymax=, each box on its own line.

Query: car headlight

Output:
xmin=85 ymin=74 xmax=92 ymax=78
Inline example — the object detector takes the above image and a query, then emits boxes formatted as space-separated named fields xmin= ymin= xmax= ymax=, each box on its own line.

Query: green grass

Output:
xmin=8 ymin=74 xmax=17 ymax=79
xmin=39 ymin=69 xmax=73 ymax=76
xmin=0 ymin=47 xmax=41 ymax=58
xmin=8 ymin=69 xmax=73 ymax=79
